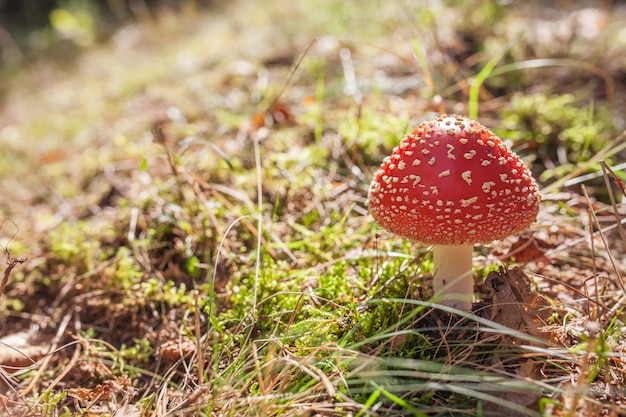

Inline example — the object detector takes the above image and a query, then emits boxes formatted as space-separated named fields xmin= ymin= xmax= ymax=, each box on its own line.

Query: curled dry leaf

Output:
xmin=0 ymin=331 xmax=47 ymax=369
xmin=486 ymin=267 xmax=556 ymax=344
xmin=158 ymin=337 xmax=197 ymax=365
xmin=67 ymin=375 xmax=135 ymax=410
xmin=497 ymin=235 xmax=557 ymax=264
xmin=112 ymin=404 xmax=141 ymax=417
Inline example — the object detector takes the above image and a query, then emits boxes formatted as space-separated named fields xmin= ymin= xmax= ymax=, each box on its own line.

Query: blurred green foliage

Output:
xmin=498 ymin=93 xmax=618 ymax=181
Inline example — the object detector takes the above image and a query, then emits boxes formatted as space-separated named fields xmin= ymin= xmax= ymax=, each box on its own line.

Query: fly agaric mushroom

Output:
xmin=367 ymin=115 xmax=540 ymax=311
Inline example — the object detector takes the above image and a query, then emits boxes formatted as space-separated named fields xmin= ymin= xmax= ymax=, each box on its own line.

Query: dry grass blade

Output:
xmin=548 ymin=130 xmax=626 ymax=193
xmin=601 ymin=161 xmax=626 ymax=249
xmin=489 ymin=58 xmax=616 ymax=103
xmin=581 ymin=185 xmax=625 ymax=295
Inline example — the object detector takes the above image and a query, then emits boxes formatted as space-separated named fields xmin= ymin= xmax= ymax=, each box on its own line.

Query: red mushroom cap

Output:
xmin=367 ymin=115 xmax=540 ymax=245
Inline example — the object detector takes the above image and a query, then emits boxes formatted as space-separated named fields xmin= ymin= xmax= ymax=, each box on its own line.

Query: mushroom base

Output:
xmin=432 ymin=244 xmax=474 ymax=311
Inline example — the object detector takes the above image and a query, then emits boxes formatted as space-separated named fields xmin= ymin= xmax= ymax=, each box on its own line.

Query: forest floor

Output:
xmin=1 ymin=1 xmax=626 ymax=416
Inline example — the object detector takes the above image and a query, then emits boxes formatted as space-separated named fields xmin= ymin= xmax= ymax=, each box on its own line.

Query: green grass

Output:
xmin=1 ymin=1 xmax=625 ymax=416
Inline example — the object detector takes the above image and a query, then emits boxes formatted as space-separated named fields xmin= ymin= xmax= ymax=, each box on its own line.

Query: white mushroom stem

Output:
xmin=432 ymin=244 xmax=474 ymax=311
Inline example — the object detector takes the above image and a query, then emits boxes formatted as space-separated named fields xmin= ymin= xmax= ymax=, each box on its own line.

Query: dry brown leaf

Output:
xmin=0 ymin=331 xmax=47 ymax=368
xmin=486 ymin=267 xmax=555 ymax=344
xmin=158 ymin=337 xmax=197 ymax=365
xmin=113 ymin=404 xmax=142 ymax=417
xmin=67 ymin=375 xmax=133 ymax=406
xmin=499 ymin=236 xmax=557 ymax=264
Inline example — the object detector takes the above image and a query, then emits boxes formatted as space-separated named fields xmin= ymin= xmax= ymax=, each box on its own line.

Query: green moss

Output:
xmin=288 ymin=306 xmax=345 ymax=349
xmin=498 ymin=93 xmax=617 ymax=181
xmin=47 ymin=221 xmax=106 ymax=272
xmin=119 ymin=338 xmax=154 ymax=364
xmin=140 ymin=278 xmax=194 ymax=307
xmin=338 ymin=107 xmax=410 ymax=164
xmin=105 ymin=246 xmax=143 ymax=291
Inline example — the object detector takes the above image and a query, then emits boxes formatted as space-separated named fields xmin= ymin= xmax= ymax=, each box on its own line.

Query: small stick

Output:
xmin=0 ymin=218 xmax=26 ymax=297
xmin=600 ymin=160 xmax=626 ymax=197
xmin=0 ymin=257 xmax=25 ymax=297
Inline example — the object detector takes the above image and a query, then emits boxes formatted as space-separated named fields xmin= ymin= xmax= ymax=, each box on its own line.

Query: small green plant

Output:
xmin=26 ymin=389 xmax=70 ymax=417
xmin=106 ymin=246 xmax=143 ymax=291
xmin=47 ymin=222 xmax=105 ymax=273
xmin=49 ymin=0 xmax=98 ymax=47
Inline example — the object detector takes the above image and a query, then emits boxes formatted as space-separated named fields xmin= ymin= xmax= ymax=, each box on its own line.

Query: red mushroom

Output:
xmin=367 ymin=115 xmax=540 ymax=311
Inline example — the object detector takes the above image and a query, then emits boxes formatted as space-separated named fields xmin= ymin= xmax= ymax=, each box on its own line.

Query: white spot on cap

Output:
xmin=482 ymin=181 xmax=496 ymax=193
xmin=439 ymin=169 xmax=451 ymax=178
xmin=462 ymin=170 xmax=472 ymax=185
xmin=460 ymin=196 xmax=478 ymax=207
xmin=447 ymin=144 xmax=456 ymax=159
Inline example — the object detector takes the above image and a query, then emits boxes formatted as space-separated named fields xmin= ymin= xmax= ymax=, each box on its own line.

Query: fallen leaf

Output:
xmin=0 ymin=331 xmax=47 ymax=368
xmin=499 ymin=236 xmax=556 ymax=264
xmin=486 ymin=267 xmax=555 ymax=344
xmin=113 ymin=404 xmax=141 ymax=417
xmin=158 ymin=337 xmax=197 ymax=365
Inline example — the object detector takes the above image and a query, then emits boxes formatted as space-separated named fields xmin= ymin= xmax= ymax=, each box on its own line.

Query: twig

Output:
xmin=0 ymin=218 xmax=26 ymax=297
xmin=0 ymin=257 xmax=26 ymax=297
xmin=600 ymin=161 xmax=626 ymax=196
xmin=585 ymin=202 xmax=599 ymax=321
xmin=267 ymin=38 xmax=318 ymax=110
